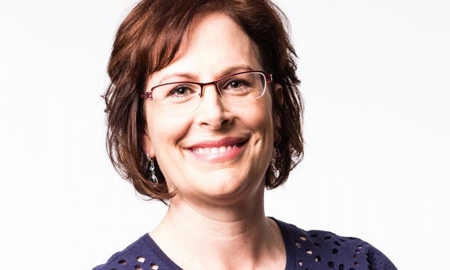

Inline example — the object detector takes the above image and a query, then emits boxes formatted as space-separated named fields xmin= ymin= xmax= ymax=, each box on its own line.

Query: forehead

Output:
xmin=148 ymin=12 xmax=262 ymax=84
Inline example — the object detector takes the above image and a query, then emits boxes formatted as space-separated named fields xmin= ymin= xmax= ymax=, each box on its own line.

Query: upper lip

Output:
xmin=186 ymin=137 xmax=249 ymax=149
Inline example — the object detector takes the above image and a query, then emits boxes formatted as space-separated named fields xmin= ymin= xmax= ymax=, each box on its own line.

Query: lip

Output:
xmin=185 ymin=137 xmax=249 ymax=163
xmin=186 ymin=137 xmax=249 ymax=149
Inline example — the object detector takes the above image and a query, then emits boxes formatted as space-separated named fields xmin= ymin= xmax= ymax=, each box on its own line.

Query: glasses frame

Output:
xmin=141 ymin=70 xmax=273 ymax=100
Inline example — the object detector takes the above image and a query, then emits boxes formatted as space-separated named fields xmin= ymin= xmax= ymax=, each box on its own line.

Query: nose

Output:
xmin=194 ymin=83 xmax=231 ymax=129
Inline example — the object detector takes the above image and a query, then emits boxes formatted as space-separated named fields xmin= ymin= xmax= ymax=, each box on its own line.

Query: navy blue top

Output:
xmin=93 ymin=217 xmax=397 ymax=270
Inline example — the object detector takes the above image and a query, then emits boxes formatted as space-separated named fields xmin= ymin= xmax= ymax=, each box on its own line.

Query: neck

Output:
xmin=150 ymin=186 xmax=285 ymax=270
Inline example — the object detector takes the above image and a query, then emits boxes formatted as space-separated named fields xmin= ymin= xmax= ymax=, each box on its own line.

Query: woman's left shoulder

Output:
xmin=273 ymin=218 xmax=398 ymax=270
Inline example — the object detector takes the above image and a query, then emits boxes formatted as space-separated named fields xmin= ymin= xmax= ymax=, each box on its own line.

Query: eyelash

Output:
xmin=168 ymin=86 xmax=194 ymax=97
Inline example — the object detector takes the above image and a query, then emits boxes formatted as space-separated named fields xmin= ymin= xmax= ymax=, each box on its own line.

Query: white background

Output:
xmin=0 ymin=0 xmax=448 ymax=269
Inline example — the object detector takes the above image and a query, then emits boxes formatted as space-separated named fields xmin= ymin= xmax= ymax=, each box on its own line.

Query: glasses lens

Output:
xmin=152 ymin=82 xmax=201 ymax=114
xmin=149 ymin=72 xmax=267 ymax=115
xmin=218 ymin=72 xmax=266 ymax=103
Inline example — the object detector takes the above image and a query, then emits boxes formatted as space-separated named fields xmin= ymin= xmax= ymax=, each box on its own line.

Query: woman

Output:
xmin=95 ymin=0 xmax=397 ymax=269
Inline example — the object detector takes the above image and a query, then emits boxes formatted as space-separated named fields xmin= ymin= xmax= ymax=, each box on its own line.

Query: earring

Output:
xmin=272 ymin=148 xmax=280 ymax=178
xmin=146 ymin=154 xmax=158 ymax=184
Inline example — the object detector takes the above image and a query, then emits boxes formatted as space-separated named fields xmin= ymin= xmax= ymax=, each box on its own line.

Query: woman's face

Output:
xmin=144 ymin=13 xmax=275 ymax=205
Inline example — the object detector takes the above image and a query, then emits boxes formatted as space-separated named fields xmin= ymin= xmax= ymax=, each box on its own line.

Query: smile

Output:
xmin=186 ymin=137 xmax=248 ymax=163
xmin=193 ymin=145 xmax=237 ymax=154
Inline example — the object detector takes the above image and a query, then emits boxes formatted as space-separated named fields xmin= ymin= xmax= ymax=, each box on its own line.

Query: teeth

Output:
xmin=193 ymin=145 xmax=237 ymax=154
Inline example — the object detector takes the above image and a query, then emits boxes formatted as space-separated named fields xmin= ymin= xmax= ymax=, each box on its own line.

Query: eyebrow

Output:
xmin=156 ymin=65 xmax=256 ymax=85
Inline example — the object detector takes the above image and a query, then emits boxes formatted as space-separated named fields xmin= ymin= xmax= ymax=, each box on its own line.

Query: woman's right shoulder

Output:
xmin=92 ymin=234 xmax=163 ymax=270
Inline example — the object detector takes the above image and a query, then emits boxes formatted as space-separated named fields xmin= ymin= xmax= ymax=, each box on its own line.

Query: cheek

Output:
xmin=234 ymin=98 xmax=275 ymax=168
xmin=238 ymin=101 xmax=275 ymax=184
xmin=147 ymin=113 xmax=192 ymax=189
xmin=147 ymin=108 xmax=191 ymax=153
xmin=237 ymin=97 xmax=274 ymax=137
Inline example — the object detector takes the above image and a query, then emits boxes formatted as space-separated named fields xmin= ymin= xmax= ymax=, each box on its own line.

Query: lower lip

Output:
xmin=187 ymin=142 xmax=247 ymax=163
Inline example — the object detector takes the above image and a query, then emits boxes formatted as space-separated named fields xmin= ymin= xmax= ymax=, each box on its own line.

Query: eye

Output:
xmin=229 ymin=80 xmax=242 ymax=88
xmin=168 ymin=85 xmax=194 ymax=97
xmin=224 ymin=79 xmax=249 ymax=89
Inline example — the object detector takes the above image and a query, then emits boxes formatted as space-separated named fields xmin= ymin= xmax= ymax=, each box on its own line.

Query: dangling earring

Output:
xmin=272 ymin=148 xmax=280 ymax=178
xmin=146 ymin=154 xmax=158 ymax=184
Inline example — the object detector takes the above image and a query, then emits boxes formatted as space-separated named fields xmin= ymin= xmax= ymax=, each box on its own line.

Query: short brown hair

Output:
xmin=104 ymin=0 xmax=304 ymax=201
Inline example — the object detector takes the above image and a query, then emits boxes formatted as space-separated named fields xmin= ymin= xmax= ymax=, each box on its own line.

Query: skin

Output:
xmin=143 ymin=12 xmax=286 ymax=270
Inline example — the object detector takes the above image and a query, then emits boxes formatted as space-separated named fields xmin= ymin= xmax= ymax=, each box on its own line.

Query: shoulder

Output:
xmin=92 ymin=234 xmax=163 ymax=270
xmin=274 ymin=218 xmax=397 ymax=270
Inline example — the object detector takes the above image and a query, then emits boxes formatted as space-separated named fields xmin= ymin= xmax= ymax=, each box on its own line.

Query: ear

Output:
xmin=142 ymin=103 xmax=156 ymax=158
xmin=142 ymin=132 xmax=155 ymax=158
xmin=272 ymin=83 xmax=283 ymax=144
xmin=272 ymin=83 xmax=284 ymax=108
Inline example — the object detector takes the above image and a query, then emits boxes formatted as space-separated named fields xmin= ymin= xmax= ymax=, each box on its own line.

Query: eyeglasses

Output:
xmin=141 ymin=70 xmax=272 ymax=115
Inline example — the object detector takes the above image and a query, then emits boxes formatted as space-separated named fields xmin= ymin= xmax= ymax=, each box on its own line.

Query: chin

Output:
xmin=192 ymin=169 xmax=263 ymax=202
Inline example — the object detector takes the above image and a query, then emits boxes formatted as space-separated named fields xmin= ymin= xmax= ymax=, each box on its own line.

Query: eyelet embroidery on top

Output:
xmin=99 ymin=223 xmax=392 ymax=270
xmin=295 ymin=231 xmax=369 ymax=269
xmin=110 ymin=257 xmax=159 ymax=270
